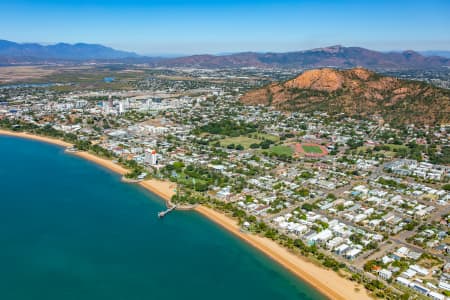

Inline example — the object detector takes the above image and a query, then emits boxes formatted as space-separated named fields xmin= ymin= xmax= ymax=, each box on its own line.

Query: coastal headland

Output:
xmin=0 ymin=129 xmax=371 ymax=300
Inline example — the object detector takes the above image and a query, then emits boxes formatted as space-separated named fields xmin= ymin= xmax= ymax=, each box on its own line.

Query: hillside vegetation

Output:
xmin=241 ymin=67 xmax=450 ymax=126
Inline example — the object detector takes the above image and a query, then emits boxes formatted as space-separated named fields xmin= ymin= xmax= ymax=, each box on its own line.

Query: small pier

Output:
xmin=158 ymin=205 xmax=177 ymax=218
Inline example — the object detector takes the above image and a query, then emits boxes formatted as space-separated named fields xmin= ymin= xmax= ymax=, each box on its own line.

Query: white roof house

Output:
xmin=438 ymin=281 xmax=450 ymax=291
xmin=381 ymin=256 xmax=394 ymax=265
xmin=334 ymin=243 xmax=350 ymax=255
xmin=345 ymin=248 xmax=362 ymax=260
xmin=313 ymin=229 xmax=333 ymax=243
xmin=410 ymin=264 xmax=430 ymax=276
xmin=396 ymin=277 xmax=411 ymax=286
xmin=395 ymin=246 xmax=410 ymax=256
xmin=428 ymin=291 xmax=445 ymax=300
xmin=378 ymin=269 xmax=392 ymax=280
xmin=401 ymin=269 xmax=417 ymax=279
xmin=326 ymin=236 xmax=344 ymax=250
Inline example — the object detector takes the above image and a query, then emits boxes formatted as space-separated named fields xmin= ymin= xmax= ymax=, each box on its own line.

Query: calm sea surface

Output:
xmin=0 ymin=136 xmax=325 ymax=300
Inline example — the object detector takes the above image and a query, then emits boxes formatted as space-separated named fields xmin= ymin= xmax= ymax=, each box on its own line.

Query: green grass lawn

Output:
xmin=357 ymin=143 xmax=407 ymax=157
xmin=356 ymin=145 xmax=370 ymax=152
xmin=383 ymin=144 xmax=408 ymax=150
xmin=174 ymin=172 xmax=208 ymax=186
xmin=216 ymin=133 xmax=280 ymax=150
xmin=219 ymin=136 xmax=260 ymax=149
xmin=358 ymin=144 xmax=407 ymax=152
xmin=269 ymin=145 xmax=294 ymax=156
xmin=302 ymin=145 xmax=323 ymax=153
xmin=253 ymin=133 xmax=280 ymax=142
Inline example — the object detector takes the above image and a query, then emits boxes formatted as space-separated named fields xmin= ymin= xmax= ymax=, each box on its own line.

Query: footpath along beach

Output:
xmin=0 ymin=129 xmax=371 ymax=300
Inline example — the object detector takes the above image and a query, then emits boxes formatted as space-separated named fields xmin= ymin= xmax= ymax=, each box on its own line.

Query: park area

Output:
xmin=268 ymin=145 xmax=294 ymax=156
xmin=218 ymin=133 xmax=280 ymax=149
xmin=219 ymin=136 xmax=259 ymax=149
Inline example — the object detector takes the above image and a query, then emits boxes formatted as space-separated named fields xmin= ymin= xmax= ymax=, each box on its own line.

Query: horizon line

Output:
xmin=2 ymin=39 xmax=450 ymax=57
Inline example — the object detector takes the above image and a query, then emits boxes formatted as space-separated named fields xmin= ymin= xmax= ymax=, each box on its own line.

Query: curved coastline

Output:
xmin=0 ymin=129 xmax=371 ymax=300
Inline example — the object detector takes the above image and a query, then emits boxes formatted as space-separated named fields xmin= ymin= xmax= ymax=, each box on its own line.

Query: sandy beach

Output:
xmin=0 ymin=129 xmax=371 ymax=300
xmin=139 ymin=179 xmax=176 ymax=203
xmin=74 ymin=151 xmax=129 ymax=175
xmin=0 ymin=130 xmax=72 ymax=147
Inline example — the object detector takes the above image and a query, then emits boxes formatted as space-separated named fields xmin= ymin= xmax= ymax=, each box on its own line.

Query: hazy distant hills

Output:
xmin=156 ymin=46 xmax=450 ymax=70
xmin=420 ymin=50 xmax=450 ymax=58
xmin=241 ymin=67 xmax=450 ymax=126
xmin=0 ymin=40 xmax=139 ymax=61
xmin=0 ymin=40 xmax=449 ymax=70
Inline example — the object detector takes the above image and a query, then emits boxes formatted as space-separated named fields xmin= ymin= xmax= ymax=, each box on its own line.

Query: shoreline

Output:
xmin=0 ymin=129 xmax=370 ymax=300
xmin=195 ymin=206 xmax=371 ymax=300
xmin=0 ymin=130 xmax=73 ymax=147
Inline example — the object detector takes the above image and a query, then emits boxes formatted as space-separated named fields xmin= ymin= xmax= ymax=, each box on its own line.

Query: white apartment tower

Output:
xmin=145 ymin=149 xmax=158 ymax=165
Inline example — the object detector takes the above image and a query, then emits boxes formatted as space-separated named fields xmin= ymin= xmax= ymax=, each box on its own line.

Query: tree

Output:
xmin=299 ymin=171 xmax=314 ymax=179
xmin=173 ymin=161 xmax=185 ymax=171
xmin=235 ymin=144 xmax=244 ymax=150
xmin=346 ymin=139 xmax=363 ymax=149
xmin=366 ymin=241 xmax=379 ymax=250
xmin=260 ymin=140 xmax=272 ymax=149
xmin=296 ymin=188 xmax=309 ymax=197
xmin=327 ymin=193 xmax=336 ymax=200
xmin=350 ymin=233 xmax=363 ymax=244
xmin=301 ymin=203 xmax=315 ymax=211
xmin=400 ymin=292 xmax=411 ymax=300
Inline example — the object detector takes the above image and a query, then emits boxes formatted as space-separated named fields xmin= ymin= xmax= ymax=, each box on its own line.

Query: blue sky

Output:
xmin=1 ymin=0 xmax=449 ymax=55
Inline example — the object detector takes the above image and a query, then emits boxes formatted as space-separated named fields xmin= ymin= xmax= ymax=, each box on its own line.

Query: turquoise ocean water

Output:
xmin=0 ymin=136 xmax=325 ymax=300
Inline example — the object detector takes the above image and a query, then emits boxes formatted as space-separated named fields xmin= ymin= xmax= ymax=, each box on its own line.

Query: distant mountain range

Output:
xmin=420 ymin=50 xmax=450 ymax=58
xmin=0 ymin=40 xmax=139 ymax=61
xmin=0 ymin=39 xmax=449 ymax=70
xmin=155 ymin=46 xmax=450 ymax=70
xmin=241 ymin=67 xmax=450 ymax=126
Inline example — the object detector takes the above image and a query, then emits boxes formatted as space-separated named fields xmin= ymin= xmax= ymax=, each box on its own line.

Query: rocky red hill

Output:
xmin=241 ymin=68 xmax=450 ymax=126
